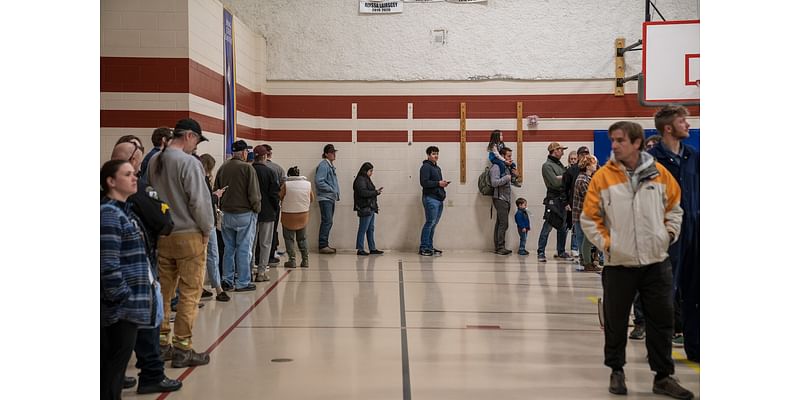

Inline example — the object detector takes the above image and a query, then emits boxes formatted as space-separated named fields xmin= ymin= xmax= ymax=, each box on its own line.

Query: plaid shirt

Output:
xmin=101 ymin=198 xmax=154 ymax=327
xmin=572 ymin=173 xmax=592 ymax=224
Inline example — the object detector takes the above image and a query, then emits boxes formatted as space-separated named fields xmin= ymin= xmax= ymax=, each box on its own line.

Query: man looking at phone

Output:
xmin=214 ymin=140 xmax=261 ymax=292
xmin=419 ymin=146 xmax=449 ymax=256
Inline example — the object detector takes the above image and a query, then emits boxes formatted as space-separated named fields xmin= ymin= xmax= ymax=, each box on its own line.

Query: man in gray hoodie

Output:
xmin=148 ymin=118 xmax=214 ymax=369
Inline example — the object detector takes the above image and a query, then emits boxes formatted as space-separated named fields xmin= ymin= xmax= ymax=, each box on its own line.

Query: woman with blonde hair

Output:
xmin=572 ymin=155 xmax=600 ymax=271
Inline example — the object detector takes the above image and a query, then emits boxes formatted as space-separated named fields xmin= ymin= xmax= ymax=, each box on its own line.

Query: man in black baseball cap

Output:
xmin=231 ymin=140 xmax=252 ymax=153
xmin=174 ymin=118 xmax=209 ymax=144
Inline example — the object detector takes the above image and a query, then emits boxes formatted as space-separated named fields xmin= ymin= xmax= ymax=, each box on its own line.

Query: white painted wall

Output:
xmin=221 ymin=0 xmax=698 ymax=81
xmin=101 ymin=0 xmax=189 ymax=57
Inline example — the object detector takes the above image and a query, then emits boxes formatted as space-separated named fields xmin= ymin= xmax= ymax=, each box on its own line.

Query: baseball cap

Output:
xmin=547 ymin=142 xmax=568 ymax=152
xmin=173 ymin=118 xmax=209 ymax=143
xmin=577 ymin=146 xmax=591 ymax=155
xmin=323 ymin=144 xmax=338 ymax=154
xmin=232 ymin=140 xmax=252 ymax=152
xmin=253 ymin=145 xmax=269 ymax=157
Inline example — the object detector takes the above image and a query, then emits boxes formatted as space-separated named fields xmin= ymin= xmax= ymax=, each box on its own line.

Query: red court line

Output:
xmin=156 ymin=270 xmax=292 ymax=400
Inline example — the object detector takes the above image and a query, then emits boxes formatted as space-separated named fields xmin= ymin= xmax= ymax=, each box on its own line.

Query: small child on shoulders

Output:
xmin=488 ymin=130 xmax=521 ymax=187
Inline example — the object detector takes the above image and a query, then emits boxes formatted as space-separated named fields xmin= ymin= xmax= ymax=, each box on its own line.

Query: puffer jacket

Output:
xmin=580 ymin=151 xmax=683 ymax=267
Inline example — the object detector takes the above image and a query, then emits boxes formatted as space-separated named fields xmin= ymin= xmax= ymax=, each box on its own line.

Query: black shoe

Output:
xmin=494 ymin=248 xmax=512 ymax=255
xmin=160 ymin=344 xmax=173 ymax=361
xmin=201 ymin=289 xmax=213 ymax=299
xmin=609 ymin=370 xmax=627 ymax=395
xmin=432 ymin=248 xmax=443 ymax=254
xmin=221 ymin=282 xmax=234 ymax=292
xmin=369 ymin=249 xmax=385 ymax=255
xmin=171 ymin=347 xmax=210 ymax=368
xmin=216 ymin=291 xmax=231 ymax=302
xmin=137 ymin=377 xmax=183 ymax=394
xmin=357 ymin=250 xmax=370 ymax=256
xmin=653 ymin=376 xmax=694 ymax=399
xmin=197 ymin=302 xmax=205 ymax=309
xmin=268 ymin=257 xmax=280 ymax=267
xmin=235 ymin=284 xmax=256 ymax=292
xmin=419 ymin=249 xmax=434 ymax=256
xmin=123 ymin=376 xmax=137 ymax=389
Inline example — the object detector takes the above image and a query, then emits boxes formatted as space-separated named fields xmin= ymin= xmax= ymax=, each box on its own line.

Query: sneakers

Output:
xmin=494 ymin=248 xmax=512 ymax=255
xmin=629 ymin=324 xmax=645 ymax=340
xmin=653 ymin=376 xmax=694 ymax=399
xmin=268 ymin=257 xmax=280 ymax=267
xmin=570 ymin=249 xmax=580 ymax=258
xmin=432 ymin=248 xmax=443 ymax=255
xmin=518 ymin=250 xmax=530 ymax=255
xmin=537 ymin=254 xmax=547 ymax=262
xmin=171 ymin=347 xmax=210 ymax=368
xmin=201 ymin=289 xmax=213 ymax=299
xmin=235 ymin=284 xmax=256 ymax=292
xmin=221 ymin=282 xmax=234 ymax=292
xmin=216 ymin=291 xmax=231 ymax=302
xmin=672 ymin=333 xmax=684 ymax=347
xmin=357 ymin=250 xmax=370 ymax=256
xmin=284 ymin=260 xmax=296 ymax=268
xmin=609 ymin=370 xmax=627 ymax=395
xmin=160 ymin=344 xmax=173 ymax=361
xmin=370 ymin=249 xmax=385 ymax=255
xmin=255 ymin=271 xmax=270 ymax=282
xmin=319 ymin=247 xmax=336 ymax=254
xmin=554 ymin=253 xmax=572 ymax=260
xmin=583 ymin=263 xmax=602 ymax=272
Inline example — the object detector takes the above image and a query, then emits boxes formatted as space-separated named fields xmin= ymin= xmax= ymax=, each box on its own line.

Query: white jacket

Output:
xmin=580 ymin=152 xmax=683 ymax=267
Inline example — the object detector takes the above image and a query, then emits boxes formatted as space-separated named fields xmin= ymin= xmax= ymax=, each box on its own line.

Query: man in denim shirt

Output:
xmin=315 ymin=144 xmax=340 ymax=254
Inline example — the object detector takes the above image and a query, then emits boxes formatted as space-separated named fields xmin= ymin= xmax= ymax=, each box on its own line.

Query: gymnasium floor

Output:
xmin=124 ymin=251 xmax=700 ymax=399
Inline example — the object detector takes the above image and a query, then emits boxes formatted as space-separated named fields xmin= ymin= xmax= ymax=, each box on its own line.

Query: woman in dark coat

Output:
xmin=353 ymin=162 xmax=384 ymax=255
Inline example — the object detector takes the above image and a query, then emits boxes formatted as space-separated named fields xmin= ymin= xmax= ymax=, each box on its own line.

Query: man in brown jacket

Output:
xmin=214 ymin=140 xmax=261 ymax=292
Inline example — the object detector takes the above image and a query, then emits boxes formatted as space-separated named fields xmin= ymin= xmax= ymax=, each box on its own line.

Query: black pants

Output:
xmin=134 ymin=326 xmax=165 ymax=386
xmin=492 ymin=198 xmax=510 ymax=250
xmin=270 ymin=207 xmax=281 ymax=260
xmin=602 ymin=259 xmax=675 ymax=375
xmin=101 ymin=320 xmax=138 ymax=400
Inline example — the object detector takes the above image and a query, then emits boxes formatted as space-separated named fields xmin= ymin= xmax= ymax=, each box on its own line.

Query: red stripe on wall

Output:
xmin=264 ymin=130 xmax=352 ymax=142
xmin=265 ymin=96 xmax=354 ymax=119
xmin=101 ymin=110 xmax=190 ymax=128
xmin=101 ymin=57 xmax=189 ymax=93
xmin=189 ymin=60 xmax=224 ymax=105
xmin=357 ymin=131 xmax=408 ymax=142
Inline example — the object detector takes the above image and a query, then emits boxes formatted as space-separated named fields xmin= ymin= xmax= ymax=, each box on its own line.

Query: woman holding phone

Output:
xmin=353 ymin=162 xmax=384 ymax=256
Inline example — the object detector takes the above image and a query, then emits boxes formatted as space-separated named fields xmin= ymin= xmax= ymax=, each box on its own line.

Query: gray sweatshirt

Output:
xmin=148 ymin=147 xmax=214 ymax=235
xmin=489 ymin=164 xmax=512 ymax=203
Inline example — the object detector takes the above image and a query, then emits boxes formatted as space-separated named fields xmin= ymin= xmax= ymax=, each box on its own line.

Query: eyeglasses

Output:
xmin=128 ymin=140 xmax=145 ymax=153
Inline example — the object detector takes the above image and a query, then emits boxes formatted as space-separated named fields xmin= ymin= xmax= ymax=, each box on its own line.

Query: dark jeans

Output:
xmin=419 ymin=195 xmax=444 ymax=251
xmin=101 ymin=320 xmax=138 ymax=400
xmin=602 ymin=259 xmax=675 ymax=375
xmin=537 ymin=219 xmax=567 ymax=256
xmin=492 ymin=198 xmax=510 ymax=250
xmin=270 ymin=207 xmax=281 ymax=260
xmin=134 ymin=326 xmax=165 ymax=386
xmin=356 ymin=213 xmax=377 ymax=251
xmin=518 ymin=229 xmax=528 ymax=252
xmin=318 ymin=201 xmax=335 ymax=248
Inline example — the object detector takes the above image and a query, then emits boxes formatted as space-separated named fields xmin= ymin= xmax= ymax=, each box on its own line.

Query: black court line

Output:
xmin=399 ymin=260 xmax=411 ymax=400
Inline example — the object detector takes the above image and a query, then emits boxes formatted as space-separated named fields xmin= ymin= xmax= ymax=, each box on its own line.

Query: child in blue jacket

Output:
xmin=514 ymin=197 xmax=530 ymax=255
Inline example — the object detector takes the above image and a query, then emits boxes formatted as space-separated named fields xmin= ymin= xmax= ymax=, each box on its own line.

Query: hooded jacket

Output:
xmin=419 ymin=159 xmax=446 ymax=201
xmin=580 ymin=151 xmax=683 ymax=267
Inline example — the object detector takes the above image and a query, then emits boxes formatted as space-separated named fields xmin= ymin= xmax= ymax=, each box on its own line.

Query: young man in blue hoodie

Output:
xmin=315 ymin=144 xmax=341 ymax=254
xmin=418 ymin=146 xmax=449 ymax=256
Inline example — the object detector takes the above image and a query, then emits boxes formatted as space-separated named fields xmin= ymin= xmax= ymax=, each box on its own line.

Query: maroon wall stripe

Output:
xmin=101 ymin=57 xmax=189 ymax=93
xmin=356 ymin=131 xmax=408 ymax=142
xmin=188 ymin=60 xmax=224 ymax=105
xmin=101 ymin=110 xmax=190 ymax=128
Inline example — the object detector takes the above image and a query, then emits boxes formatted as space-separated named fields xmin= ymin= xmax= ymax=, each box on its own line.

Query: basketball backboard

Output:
xmin=642 ymin=20 xmax=700 ymax=104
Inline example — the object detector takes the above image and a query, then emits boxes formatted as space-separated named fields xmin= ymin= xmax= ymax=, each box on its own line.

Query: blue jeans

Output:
xmin=318 ymin=200 xmax=335 ymax=248
xmin=420 ymin=195 xmax=444 ymax=251
xmin=570 ymin=222 xmax=583 ymax=252
xmin=356 ymin=213 xmax=377 ymax=251
xmin=221 ymin=211 xmax=257 ymax=289
xmin=518 ymin=229 xmax=528 ymax=252
xmin=205 ymin=228 xmax=221 ymax=289
xmin=537 ymin=219 xmax=567 ymax=256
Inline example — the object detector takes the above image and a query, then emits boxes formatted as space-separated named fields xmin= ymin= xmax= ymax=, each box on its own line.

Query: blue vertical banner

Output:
xmin=223 ymin=9 xmax=237 ymax=158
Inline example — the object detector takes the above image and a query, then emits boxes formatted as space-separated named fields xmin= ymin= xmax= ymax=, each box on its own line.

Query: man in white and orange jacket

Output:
xmin=581 ymin=121 xmax=694 ymax=399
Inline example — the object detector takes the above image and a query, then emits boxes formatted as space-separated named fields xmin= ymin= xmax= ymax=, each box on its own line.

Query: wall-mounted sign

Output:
xmin=360 ymin=1 xmax=403 ymax=14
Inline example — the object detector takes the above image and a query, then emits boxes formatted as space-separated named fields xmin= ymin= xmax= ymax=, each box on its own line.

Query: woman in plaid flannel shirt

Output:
xmin=572 ymin=155 xmax=599 ymax=271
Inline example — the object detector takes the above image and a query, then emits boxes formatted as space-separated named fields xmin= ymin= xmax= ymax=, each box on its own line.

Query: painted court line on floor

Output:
xmin=156 ymin=270 xmax=292 ymax=400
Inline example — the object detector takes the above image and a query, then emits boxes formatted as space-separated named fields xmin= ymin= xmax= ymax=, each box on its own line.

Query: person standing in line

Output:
xmin=252 ymin=145 xmax=281 ymax=281
xmin=281 ymin=166 xmax=315 ymax=268
xmin=487 ymin=129 xmax=521 ymax=187
xmin=581 ymin=121 xmax=693 ymax=399
xmin=514 ymin=198 xmax=531 ymax=256
xmin=418 ymin=146 xmax=449 ymax=256
xmin=648 ymin=105 xmax=700 ymax=361
xmin=353 ymin=162 xmax=384 ymax=256
xmin=563 ymin=146 xmax=591 ymax=258
xmin=140 ymin=127 xmax=172 ymax=186
xmin=148 ymin=118 xmax=214 ymax=368
xmin=536 ymin=142 xmax=571 ymax=262
xmin=315 ymin=144 xmax=340 ymax=254
xmin=262 ymin=144 xmax=286 ymax=267
xmin=198 ymin=154 xmax=230 ymax=302
xmin=572 ymin=154 xmax=601 ymax=272
xmin=490 ymin=147 xmax=514 ymax=255
xmin=645 ymin=134 xmax=662 ymax=151
xmin=101 ymin=160 xmax=156 ymax=400
xmin=214 ymin=139 xmax=261 ymax=292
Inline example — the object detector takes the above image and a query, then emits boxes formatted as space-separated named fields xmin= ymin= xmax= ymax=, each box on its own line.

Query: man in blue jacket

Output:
xmin=315 ymin=144 xmax=341 ymax=254
xmin=419 ymin=146 xmax=450 ymax=256
xmin=648 ymin=105 xmax=700 ymax=363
